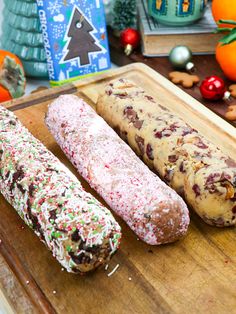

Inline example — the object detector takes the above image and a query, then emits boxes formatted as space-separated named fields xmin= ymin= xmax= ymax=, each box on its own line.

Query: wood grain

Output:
xmin=0 ymin=250 xmax=38 ymax=314
xmin=0 ymin=64 xmax=236 ymax=314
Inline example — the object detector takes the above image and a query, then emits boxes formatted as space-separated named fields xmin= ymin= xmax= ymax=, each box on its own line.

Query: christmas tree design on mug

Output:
xmin=148 ymin=0 xmax=207 ymax=25
xmin=182 ymin=0 xmax=190 ymax=13
xmin=156 ymin=0 xmax=163 ymax=10
xmin=154 ymin=0 xmax=167 ymax=14
xmin=177 ymin=0 xmax=194 ymax=16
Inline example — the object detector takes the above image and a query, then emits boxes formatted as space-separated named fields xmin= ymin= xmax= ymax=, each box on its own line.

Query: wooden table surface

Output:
xmin=108 ymin=29 xmax=236 ymax=127
xmin=0 ymin=33 xmax=235 ymax=314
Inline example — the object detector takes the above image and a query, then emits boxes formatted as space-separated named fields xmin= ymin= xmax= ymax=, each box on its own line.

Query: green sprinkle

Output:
xmin=92 ymin=216 xmax=99 ymax=222
xmin=66 ymin=245 xmax=72 ymax=252
xmin=68 ymin=213 xmax=74 ymax=220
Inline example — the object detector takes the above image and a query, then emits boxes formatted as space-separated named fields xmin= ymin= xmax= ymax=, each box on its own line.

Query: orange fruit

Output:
xmin=216 ymin=40 xmax=236 ymax=81
xmin=212 ymin=0 xmax=236 ymax=28
xmin=0 ymin=50 xmax=25 ymax=102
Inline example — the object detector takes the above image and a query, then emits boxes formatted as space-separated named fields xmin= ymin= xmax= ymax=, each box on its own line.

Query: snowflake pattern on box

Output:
xmin=36 ymin=0 xmax=110 ymax=84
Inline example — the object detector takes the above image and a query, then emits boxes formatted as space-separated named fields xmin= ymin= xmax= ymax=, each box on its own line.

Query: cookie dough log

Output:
xmin=96 ymin=79 xmax=236 ymax=227
xmin=0 ymin=106 xmax=121 ymax=274
xmin=46 ymin=95 xmax=189 ymax=245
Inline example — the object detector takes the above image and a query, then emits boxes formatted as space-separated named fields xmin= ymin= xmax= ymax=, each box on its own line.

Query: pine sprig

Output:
xmin=112 ymin=0 xmax=137 ymax=31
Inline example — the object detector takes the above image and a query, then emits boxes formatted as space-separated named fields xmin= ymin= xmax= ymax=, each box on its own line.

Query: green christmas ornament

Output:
xmin=1 ymin=0 xmax=48 ymax=78
xmin=169 ymin=45 xmax=194 ymax=71
xmin=112 ymin=0 xmax=137 ymax=32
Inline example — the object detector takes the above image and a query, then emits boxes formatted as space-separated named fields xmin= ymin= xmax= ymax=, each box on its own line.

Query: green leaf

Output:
xmin=215 ymin=28 xmax=234 ymax=33
xmin=218 ymin=28 xmax=236 ymax=46
xmin=218 ymin=19 xmax=236 ymax=26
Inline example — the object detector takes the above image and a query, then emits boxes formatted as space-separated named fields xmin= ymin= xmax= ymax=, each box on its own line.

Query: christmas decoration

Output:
xmin=37 ymin=1 xmax=110 ymax=86
xmin=200 ymin=76 xmax=230 ymax=101
xmin=216 ymin=20 xmax=236 ymax=81
xmin=212 ymin=0 xmax=236 ymax=28
xmin=113 ymin=0 xmax=137 ymax=32
xmin=62 ymin=8 xmax=102 ymax=65
xmin=120 ymin=28 xmax=140 ymax=56
xmin=169 ymin=45 xmax=194 ymax=71
xmin=148 ymin=0 xmax=208 ymax=27
xmin=103 ymin=0 xmax=114 ymax=26
xmin=0 ymin=50 xmax=26 ymax=102
xmin=1 ymin=0 xmax=48 ymax=78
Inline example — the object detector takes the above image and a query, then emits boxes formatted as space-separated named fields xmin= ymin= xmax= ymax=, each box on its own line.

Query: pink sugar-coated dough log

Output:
xmin=46 ymin=95 xmax=190 ymax=245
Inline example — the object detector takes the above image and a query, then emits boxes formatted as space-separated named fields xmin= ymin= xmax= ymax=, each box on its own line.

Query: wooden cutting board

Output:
xmin=1 ymin=63 xmax=236 ymax=314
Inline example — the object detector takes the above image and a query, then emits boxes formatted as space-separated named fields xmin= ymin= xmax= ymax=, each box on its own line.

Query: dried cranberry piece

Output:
xmin=154 ymin=131 xmax=162 ymax=139
xmin=117 ymin=93 xmax=129 ymax=99
xmin=225 ymin=158 xmax=236 ymax=168
xmin=124 ymin=107 xmax=138 ymax=122
xmin=206 ymin=173 xmax=221 ymax=185
xmin=135 ymin=135 xmax=145 ymax=155
xmin=146 ymin=144 xmax=154 ymax=160
xmin=105 ymin=89 xmax=112 ymax=96
xmin=220 ymin=172 xmax=231 ymax=181
xmin=133 ymin=120 xmax=144 ymax=130
xmin=202 ymin=215 xmax=225 ymax=226
xmin=182 ymin=127 xmax=194 ymax=136
xmin=168 ymin=155 xmax=178 ymax=163
xmin=169 ymin=123 xmax=179 ymax=132
xmin=194 ymin=138 xmax=208 ymax=149
xmin=179 ymin=162 xmax=186 ymax=173
xmin=145 ymin=95 xmax=155 ymax=103
xmin=192 ymin=184 xmax=201 ymax=197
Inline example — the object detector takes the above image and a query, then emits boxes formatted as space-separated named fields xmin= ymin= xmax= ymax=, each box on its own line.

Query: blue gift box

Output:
xmin=36 ymin=0 xmax=111 ymax=86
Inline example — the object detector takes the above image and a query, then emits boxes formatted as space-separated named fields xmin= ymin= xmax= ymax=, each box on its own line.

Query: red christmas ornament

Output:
xmin=200 ymin=76 xmax=230 ymax=101
xmin=120 ymin=28 xmax=140 ymax=56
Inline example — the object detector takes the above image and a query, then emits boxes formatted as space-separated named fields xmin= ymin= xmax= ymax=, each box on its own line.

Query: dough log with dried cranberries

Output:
xmin=0 ymin=106 xmax=121 ymax=273
xmin=96 ymin=79 xmax=236 ymax=227
xmin=46 ymin=95 xmax=189 ymax=245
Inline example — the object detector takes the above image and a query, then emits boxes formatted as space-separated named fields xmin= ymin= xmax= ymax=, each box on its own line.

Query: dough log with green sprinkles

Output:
xmin=0 ymin=106 xmax=121 ymax=274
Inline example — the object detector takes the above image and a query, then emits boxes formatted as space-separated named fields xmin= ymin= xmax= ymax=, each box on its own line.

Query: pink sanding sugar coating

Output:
xmin=46 ymin=95 xmax=190 ymax=245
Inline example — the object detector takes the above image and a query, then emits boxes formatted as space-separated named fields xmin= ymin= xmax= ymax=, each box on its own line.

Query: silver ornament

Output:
xmin=169 ymin=45 xmax=193 ymax=70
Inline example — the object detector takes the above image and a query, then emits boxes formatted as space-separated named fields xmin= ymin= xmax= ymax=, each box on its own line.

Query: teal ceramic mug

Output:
xmin=148 ymin=0 xmax=208 ymax=26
